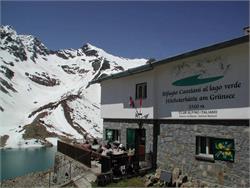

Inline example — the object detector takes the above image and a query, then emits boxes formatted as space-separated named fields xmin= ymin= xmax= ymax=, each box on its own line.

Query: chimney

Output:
xmin=243 ymin=26 xmax=249 ymax=35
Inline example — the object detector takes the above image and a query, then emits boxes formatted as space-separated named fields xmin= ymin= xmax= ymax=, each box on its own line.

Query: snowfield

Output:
xmin=0 ymin=25 xmax=147 ymax=148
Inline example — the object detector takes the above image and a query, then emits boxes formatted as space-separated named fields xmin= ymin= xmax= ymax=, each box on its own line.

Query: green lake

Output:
xmin=1 ymin=146 xmax=57 ymax=181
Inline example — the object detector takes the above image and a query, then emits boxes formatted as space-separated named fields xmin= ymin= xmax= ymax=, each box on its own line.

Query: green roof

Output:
xmin=90 ymin=35 xmax=249 ymax=84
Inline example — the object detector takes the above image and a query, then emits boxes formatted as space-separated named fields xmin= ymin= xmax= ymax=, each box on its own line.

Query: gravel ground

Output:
xmin=1 ymin=169 xmax=52 ymax=187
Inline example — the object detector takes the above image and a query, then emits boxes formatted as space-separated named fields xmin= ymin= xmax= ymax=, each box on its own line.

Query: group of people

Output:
xmin=80 ymin=138 xmax=127 ymax=156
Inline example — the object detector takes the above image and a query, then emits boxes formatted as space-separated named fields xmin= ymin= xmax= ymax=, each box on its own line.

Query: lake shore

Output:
xmin=1 ymin=169 xmax=52 ymax=187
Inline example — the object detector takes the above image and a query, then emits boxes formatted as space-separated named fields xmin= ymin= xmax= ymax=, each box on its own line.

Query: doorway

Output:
xmin=126 ymin=128 xmax=145 ymax=161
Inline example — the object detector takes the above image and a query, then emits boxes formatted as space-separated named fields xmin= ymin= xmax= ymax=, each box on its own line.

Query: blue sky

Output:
xmin=1 ymin=1 xmax=249 ymax=60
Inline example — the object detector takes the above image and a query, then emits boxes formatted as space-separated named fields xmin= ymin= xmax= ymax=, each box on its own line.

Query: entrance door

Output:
xmin=126 ymin=128 xmax=145 ymax=161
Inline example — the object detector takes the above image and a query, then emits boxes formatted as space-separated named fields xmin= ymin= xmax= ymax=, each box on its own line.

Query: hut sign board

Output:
xmin=161 ymin=55 xmax=248 ymax=118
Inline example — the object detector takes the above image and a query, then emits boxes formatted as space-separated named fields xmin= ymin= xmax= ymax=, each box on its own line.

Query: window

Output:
xmin=135 ymin=82 xmax=147 ymax=99
xmin=196 ymin=136 xmax=214 ymax=161
xmin=105 ymin=129 xmax=120 ymax=142
xmin=196 ymin=136 xmax=235 ymax=162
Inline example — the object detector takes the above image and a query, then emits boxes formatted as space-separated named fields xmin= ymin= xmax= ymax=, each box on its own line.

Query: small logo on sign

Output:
xmin=172 ymin=74 xmax=224 ymax=86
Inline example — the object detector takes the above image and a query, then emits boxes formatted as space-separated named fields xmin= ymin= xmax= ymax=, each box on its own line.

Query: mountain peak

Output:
xmin=0 ymin=25 xmax=17 ymax=39
xmin=83 ymin=43 xmax=105 ymax=52
xmin=0 ymin=25 xmax=16 ymax=33
xmin=81 ymin=43 xmax=100 ymax=57
xmin=82 ymin=42 xmax=96 ymax=48
xmin=81 ymin=43 xmax=125 ymax=60
xmin=85 ymin=43 xmax=95 ymax=48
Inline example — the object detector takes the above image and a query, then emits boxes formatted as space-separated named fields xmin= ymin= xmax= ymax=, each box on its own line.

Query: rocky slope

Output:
xmin=0 ymin=25 xmax=147 ymax=148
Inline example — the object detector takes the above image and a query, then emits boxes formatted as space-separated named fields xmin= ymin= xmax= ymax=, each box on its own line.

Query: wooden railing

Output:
xmin=57 ymin=140 xmax=91 ymax=168
xmin=57 ymin=140 xmax=147 ymax=175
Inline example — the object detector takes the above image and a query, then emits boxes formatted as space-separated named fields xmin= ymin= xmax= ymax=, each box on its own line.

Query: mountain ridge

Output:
xmin=0 ymin=25 xmax=147 ymax=148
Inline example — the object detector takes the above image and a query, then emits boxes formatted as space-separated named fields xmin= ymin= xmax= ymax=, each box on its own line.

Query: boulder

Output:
xmin=181 ymin=181 xmax=193 ymax=188
xmin=172 ymin=167 xmax=181 ymax=185
xmin=145 ymin=180 xmax=153 ymax=187
xmin=176 ymin=174 xmax=188 ymax=186
xmin=155 ymin=168 xmax=161 ymax=179
xmin=181 ymin=180 xmax=201 ymax=188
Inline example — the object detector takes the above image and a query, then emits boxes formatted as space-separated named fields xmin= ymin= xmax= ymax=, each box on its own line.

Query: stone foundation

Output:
xmin=157 ymin=120 xmax=250 ymax=187
xmin=103 ymin=121 xmax=154 ymax=154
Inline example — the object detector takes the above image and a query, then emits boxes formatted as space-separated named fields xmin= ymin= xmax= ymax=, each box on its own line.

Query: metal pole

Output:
xmin=69 ymin=161 xmax=71 ymax=180
xmin=49 ymin=171 xmax=51 ymax=188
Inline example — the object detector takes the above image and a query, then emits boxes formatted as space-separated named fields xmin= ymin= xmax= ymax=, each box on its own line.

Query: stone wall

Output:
xmin=157 ymin=121 xmax=250 ymax=187
xmin=53 ymin=152 xmax=92 ymax=185
xmin=103 ymin=121 xmax=154 ymax=154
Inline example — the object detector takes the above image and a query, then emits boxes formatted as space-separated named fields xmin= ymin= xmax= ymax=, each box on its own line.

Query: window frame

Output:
xmin=105 ymin=129 xmax=120 ymax=142
xmin=135 ymin=82 xmax=147 ymax=100
xmin=195 ymin=136 xmax=214 ymax=162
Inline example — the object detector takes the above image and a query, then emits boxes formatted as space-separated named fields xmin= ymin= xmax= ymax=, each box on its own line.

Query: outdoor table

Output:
xmin=109 ymin=152 xmax=128 ymax=177
xmin=91 ymin=144 xmax=100 ymax=151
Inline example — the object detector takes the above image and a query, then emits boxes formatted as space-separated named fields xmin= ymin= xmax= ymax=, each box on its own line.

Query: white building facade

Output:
xmin=93 ymin=35 xmax=249 ymax=187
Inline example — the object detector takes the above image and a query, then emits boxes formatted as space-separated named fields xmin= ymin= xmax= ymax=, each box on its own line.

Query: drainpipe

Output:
xmin=152 ymin=120 xmax=159 ymax=170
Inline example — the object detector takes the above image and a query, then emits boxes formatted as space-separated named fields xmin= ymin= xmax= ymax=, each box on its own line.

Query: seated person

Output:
xmin=81 ymin=140 xmax=92 ymax=150
xmin=92 ymin=138 xmax=100 ymax=151
xmin=93 ymin=138 xmax=99 ymax=145
xmin=96 ymin=145 xmax=103 ymax=154
xmin=112 ymin=140 xmax=120 ymax=148
xmin=118 ymin=144 xmax=126 ymax=151
xmin=101 ymin=143 xmax=112 ymax=156
xmin=112 ymin=143 xmax=126 ymax=155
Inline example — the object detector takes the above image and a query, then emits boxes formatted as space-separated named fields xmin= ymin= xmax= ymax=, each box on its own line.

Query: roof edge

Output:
xmin=90 ymin=35 xmax=249 ymax=84
xmin=90 ymin=63 xmax=153 ymax=84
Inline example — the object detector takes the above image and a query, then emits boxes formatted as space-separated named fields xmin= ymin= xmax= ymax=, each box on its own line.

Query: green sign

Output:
xmin=213 ymin=138 xmax=235 ymax=162
xmin=172 ymin=74 xmax=224 ymax=86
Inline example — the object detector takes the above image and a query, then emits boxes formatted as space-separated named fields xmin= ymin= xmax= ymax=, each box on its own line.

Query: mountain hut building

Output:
xmin=91 ymin=35 xmax=249 ymax=187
